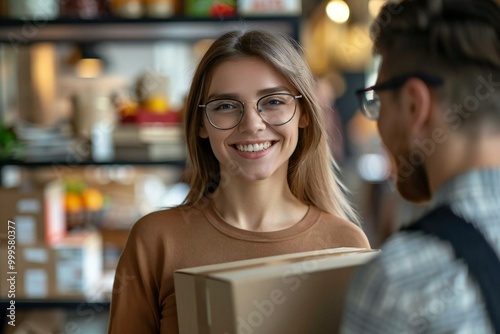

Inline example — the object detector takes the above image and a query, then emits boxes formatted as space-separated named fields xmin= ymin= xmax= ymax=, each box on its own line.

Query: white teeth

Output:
xmin=236 ymin=142 xmax=272 ymax=152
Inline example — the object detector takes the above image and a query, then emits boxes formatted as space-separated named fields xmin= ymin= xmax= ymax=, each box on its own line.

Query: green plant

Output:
xmin=0 ymin=123 xmax=20 ymax=160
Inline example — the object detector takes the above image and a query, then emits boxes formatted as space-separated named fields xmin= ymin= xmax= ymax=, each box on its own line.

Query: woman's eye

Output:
xmin=215 ymin=103 xmax=237 ymax=111
xmin=260 ymin=97 xmax=288 ymax=110
xmin=267 ymin=99 xmax=283 ymax=105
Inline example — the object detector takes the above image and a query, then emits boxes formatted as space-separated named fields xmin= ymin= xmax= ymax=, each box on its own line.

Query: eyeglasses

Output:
xmin=199 ymin=93 xmax=303 ymax=130
xmin=356 ymin=72 xmax=444 ymax=120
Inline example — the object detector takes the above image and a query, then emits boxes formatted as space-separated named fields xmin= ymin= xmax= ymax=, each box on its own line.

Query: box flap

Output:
xmin=174 ymin=247 xmax=370 ymax=275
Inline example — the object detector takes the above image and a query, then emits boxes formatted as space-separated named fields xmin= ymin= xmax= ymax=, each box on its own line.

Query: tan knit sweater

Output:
xmin=108 ymin=201 xmax=370 ymax=334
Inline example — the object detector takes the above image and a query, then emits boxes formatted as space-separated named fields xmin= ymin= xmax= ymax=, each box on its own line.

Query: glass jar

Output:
xmin=8 ymin=0 xmax=59 ymax=19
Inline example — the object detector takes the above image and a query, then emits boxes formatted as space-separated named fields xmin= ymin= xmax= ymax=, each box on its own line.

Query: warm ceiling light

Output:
xmin=326 ymin=0 xmax=350 ymax=24
xmin=369 ymin=0 xmax=386 ymax=17
xmin=68 ymin=43 xmax=106 ymax=78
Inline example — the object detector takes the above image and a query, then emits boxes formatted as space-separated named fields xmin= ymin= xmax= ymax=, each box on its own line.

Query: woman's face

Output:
xmin=199 ymin=57 xmax=308 ymax=183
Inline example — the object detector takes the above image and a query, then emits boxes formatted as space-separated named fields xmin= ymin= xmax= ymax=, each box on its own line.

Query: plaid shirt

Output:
xmin=341 ymin=168 xmax=500 ymax=334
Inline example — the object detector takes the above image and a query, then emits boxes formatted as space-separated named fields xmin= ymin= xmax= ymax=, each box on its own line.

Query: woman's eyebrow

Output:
xmin=206 ymin=86 xmax=292 ymax=101
xmin=206 ymin=92 xmax=239 ymax=101
xmin=257 ymin=86 xmax=292 ymax=95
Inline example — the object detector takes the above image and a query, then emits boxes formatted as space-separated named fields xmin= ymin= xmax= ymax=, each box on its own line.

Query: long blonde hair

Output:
xmin=183 ymin=29 xmax=359 ymax=225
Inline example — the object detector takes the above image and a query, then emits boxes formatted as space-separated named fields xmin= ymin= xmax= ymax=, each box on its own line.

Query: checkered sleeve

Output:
xmin=340 ymin=256 xmax=414 ymax=334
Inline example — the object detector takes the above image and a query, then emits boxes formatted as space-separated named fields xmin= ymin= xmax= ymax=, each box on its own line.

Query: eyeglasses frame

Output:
xmin=356 ymin=72 xmax=444 ymax=120
xmin=199 ymin=93 xmax=303 ymax=130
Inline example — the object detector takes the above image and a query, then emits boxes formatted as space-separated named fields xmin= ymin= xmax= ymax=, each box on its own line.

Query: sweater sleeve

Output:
xmin=108 ymin=217 xmax=162 ymax=334
xmin=343 ymin=223 xmax=371 ymax=249
xmin=329 ymin=217 xmax=372 ymax=249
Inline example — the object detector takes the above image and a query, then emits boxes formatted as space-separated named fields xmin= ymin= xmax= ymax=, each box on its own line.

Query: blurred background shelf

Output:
xmin=0 ymin=299 xmax=110 ymax=312
xmin=0 ymin=299 xmax=111 ymax=332
xmin=0 ymin=16 xmax=301 ymax=42
xmin=0 ymin=159 xmax=187 ymax=167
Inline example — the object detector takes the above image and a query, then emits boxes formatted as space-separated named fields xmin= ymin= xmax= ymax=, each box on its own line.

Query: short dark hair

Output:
xmin=372 ymin=0 xmax=500 ymax=130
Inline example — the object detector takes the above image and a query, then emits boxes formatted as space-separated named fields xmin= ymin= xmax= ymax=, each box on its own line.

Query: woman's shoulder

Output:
xmin=316 ymin=209 xmax=371 ymax=249
xmin=129 ymin=204 xmax=206 ymax=238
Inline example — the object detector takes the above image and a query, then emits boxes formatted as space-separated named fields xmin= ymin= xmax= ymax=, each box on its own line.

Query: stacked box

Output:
xmin=0 ymin=245 xmax=56 ymax=299
xmin=53 ymin=230 xmax=103 ymax=299
xmin=0 ymin=231 xmax=102 ymax=299
xmin=0 ymin=180 xmax=66 ymax=246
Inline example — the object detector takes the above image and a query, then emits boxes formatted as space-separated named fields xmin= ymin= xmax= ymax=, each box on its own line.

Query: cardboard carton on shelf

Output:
xmin=0 ymin=180 xmax=66 ymax=246
xmin=174 ymin=247 xmax=379 ymax=334
xmin=0 ymin=244 xmax=56 ymax=299
xmin=52 ymin=230 xmax=103 ymax=299
xmin=0 ymin=230 xmax=102 ymax=300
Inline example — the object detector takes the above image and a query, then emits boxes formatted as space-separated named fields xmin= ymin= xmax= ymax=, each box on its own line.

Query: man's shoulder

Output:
xmin=360 ymin=230 xmax=457 ymax=285
xmin=343 ymin=229 xmax=485 ymax=334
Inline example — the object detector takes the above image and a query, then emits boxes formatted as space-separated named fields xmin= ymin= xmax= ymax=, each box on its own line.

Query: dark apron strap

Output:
xmin=402 ymin=206 xmax=500 ymax=332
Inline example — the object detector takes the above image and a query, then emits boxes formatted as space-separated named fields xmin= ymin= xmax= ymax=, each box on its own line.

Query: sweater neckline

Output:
xmin=203 ymin=200 xmax=322 ymax=242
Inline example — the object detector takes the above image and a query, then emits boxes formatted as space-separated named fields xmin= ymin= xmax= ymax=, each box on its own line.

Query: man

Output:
xmin=341 ymin=0 xmax=500 ymax=333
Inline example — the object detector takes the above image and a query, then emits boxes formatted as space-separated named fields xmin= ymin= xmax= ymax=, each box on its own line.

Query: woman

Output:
xmin=108 ymin=29 xmax=370 ymax=334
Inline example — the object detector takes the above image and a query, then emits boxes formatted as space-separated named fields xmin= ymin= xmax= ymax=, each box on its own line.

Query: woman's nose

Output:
xmin=238 ymin=105 xmax=266 ymax=133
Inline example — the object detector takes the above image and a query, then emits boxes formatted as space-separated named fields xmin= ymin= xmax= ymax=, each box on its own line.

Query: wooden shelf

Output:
xmin=0 ymin=16 xmax=301 ymax=43
xmin=0 ymin=299 xmax=110 ymax=329
xmin=0 ymin=159 xmax=187 ymax=168
xmin=0 ymin=299 xmax=110 ymax=309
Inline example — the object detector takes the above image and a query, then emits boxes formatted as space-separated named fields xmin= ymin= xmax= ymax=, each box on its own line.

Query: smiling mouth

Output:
xmin=233 ymin=141 xmax=275 ymax=153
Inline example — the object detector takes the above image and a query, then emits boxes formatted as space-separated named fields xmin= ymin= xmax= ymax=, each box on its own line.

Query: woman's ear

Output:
xmin=199 ymin=124 xmax=209 ymax=138
xmin=298 ymin=111 xmax=309 ymax=128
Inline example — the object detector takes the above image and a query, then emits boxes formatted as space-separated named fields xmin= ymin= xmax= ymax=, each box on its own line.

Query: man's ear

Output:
xmin=199 ymin=124 xmax=209 ymax=138
xmin=298 ymin=111 xmax=309 ymax=128
xmin=401 ymin=78 xmax=432 ymax=135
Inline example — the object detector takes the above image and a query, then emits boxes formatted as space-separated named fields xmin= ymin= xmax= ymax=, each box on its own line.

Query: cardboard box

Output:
xmin=0 ymin=246 xmax=9 ymax=297
xmin=52 ymin=230 xmax=103 ymax=299
xmin=0 ymin=230 xmax=102 ymax=299
xmin=174 ymin=247 xmax=379 ymax=334
xmin=0 ymin=180 xmax=66 ymax=246
xmin=0 ymin=244 xmax=56 ymax=299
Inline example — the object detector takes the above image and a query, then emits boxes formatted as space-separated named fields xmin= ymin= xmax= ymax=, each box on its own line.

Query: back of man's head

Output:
xmin=372 ymin=0 xmax=500 ymax=131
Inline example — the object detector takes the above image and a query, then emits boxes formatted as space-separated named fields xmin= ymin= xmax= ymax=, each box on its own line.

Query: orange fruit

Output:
xmin=81 ymin=188 xmax=104 ymax=211
xmin=144 ymin=95 xmax=169 ymax=114
xmin=65 ymin=193 xmax=84 ymax=213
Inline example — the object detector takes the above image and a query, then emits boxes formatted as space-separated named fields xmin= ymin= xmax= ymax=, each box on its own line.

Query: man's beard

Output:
xmin=395 ymin=150 xmax=432 ymax=203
